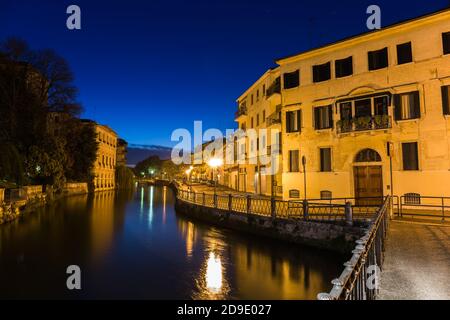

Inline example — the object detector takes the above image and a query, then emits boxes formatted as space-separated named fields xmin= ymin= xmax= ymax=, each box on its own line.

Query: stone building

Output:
xmin=82 ymin=120 xmax=118 ymax=191
xmin=231 ymin=8 xmax=450 ymax=201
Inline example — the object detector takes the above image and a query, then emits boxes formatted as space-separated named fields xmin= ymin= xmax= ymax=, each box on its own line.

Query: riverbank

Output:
xmin=0 ymin=183 xmax=89 ymax=225
xmin=173 ymin=182 xmax=372 ymax=254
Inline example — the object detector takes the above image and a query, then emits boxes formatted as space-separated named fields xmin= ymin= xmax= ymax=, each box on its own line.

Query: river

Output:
xmin=0 ymin=186 xmax=344 ymax=299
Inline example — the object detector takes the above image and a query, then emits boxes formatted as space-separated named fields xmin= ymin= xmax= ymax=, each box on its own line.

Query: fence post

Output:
xmin=271 ymin=197 xmax=276 ymax=219
xmin=303 ymin=200 xmax=309 ymax=220
xmin=228 ymin=194 xmax=232 ymax=212
xmin=247 ymin=195 xmax=251 ymax=214
xmin=202 ymin=192 xmax=205 ymax=206
xmin=345 ymin=201 xmax=353 ymax=226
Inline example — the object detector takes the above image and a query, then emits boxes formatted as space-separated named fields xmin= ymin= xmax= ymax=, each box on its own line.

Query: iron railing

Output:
xmin=317 ymin=196 xmax=391 ymax=300
xmin=397 ymin=195 xmax=450 ymax=221
xmin=177 ymin=189 xmax=381 ymax=222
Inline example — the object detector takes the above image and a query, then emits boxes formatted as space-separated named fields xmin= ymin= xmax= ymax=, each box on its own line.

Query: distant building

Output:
xmin=116 ymin=138 xmax=128 ymax=167
xmin=82 ymin=120 xmax=118 ymax=191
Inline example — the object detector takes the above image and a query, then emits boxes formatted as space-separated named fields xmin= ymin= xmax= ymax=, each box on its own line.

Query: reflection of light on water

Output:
xmin=206 ymin=252 xmax=222 ymax=293
xmin=148 ymin=186 xmax=154 ymax=227
xmin=162 ymin=186 xmax=167 ymax=224
xmin=186 ymin=222 xmax=195 ymax=258
xmin=140 ymin=187 xmax=144 ymax=214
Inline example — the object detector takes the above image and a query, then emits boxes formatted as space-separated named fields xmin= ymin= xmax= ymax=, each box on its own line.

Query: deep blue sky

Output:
xmin=1 ymin=0 xmax=448 ymax=146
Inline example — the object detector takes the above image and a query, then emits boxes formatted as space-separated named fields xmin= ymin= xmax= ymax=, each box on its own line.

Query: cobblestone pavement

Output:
xmin=378 ymin=220 xmax=450 ymax=300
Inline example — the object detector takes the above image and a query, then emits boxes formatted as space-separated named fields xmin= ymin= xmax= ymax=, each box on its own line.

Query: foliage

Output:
xmin=116 ymin=166 xmax=135 ymax=189
xmin=0 ymin=38 xmax=97 ymax=192
xmin=134 ymin=155 xmax=163 ymax=177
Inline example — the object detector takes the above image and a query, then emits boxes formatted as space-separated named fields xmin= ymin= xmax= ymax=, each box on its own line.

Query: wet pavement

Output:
xmin=378 ymin=220 xmax=450 ymax=300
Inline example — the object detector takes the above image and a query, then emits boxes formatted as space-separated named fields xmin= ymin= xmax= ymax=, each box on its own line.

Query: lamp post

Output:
xmin=185 ymin=167 xmax=193 ymax=191
xmin=302 ymin=156 xmax=307 ymax=200
xmin=208 ymin=157 xmax=223 ymax=196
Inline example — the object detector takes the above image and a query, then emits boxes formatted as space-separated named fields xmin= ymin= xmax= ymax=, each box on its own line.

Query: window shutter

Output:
xmin=328 ymin=105 xmax=333 ymax=128
xmin=394 ymin=94 xmax=401 ymax=120
xmin=297 ymin=110 xmax=302 ymax=132
xmin=413 ymin=91 xmax=420 ymax=118
xmin=314 ymin=108 xmax=319 ymax=129
xmin=286 ymin=112 xmax=291 ymax=132
xmin=442 ymin=86 xmax=449 ymax=115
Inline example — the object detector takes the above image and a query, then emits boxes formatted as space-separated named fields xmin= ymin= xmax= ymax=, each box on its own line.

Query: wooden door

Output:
xmin=354 ymin=166 xmax=383 ymax=205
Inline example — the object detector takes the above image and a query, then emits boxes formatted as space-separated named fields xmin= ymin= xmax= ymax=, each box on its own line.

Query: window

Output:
xmin=289 ymin=150 xmax=300 ymax=172
xmin=402 ymin=142 xmax=419 ymax=170
xmin=320 ymin=148 xmax=332 ymax=172
xmin=256 ymin=90 xmax=259 ymax=101
xmin=286 ymin=110 xmax=301 ymax=133
xmin=256 ymin=114 xmax=260 ymax=126
xmin=251 ymin=94 xmax=254 ymax=105
xmin=394 ymin=91 xmax=420 ymax=120
xmin=262 ymin=110 xmax=266 ymax=122
xmin=368 ymin=47 xmax=388 ymax=70
xmin=442 ymin=86 xmax=450 ymax=115
xmin=283 ymin=70 xmax=300 ymax=89
xmin=443 ymin=32 xmax=450 ymax=55
xmin=289 ymin=189 xmax=300 ymax=198
xmin=355 ymin=149 xmax=381 ymax=162
xmin=340 ymin=102 xmax=352 ymax=120
xmin=251 ymin=117 xmax=254 ymax=128
xmin=404 ymin=193 xmax=421 ymax=205
xmin=397 ymin=42 xmax=412 ymax=64
xmin=313 ymin=62 xmax=331 ymax=83
xmin=263 ymin=85 xmax=266 ymax=96
xmin=355 ymin=99 xmax=372 ymax=118
xmin=320 ymin=190 xmax=332 ymax=200
xmin=374 ymin=96 xmax=389 ymax=115
xmin=314 ymin=105 xmax=333 ymax=129
xmin=335 ymin=56 xmax=353 ymax=78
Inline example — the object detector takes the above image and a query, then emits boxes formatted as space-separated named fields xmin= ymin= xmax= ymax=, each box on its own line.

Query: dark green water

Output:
xmin=0 ymin=186 xmax=344 ymax=299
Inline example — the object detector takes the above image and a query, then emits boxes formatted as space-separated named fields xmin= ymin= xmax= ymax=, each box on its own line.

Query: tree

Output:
xmin=116 ymin=166 xmax=135 ymax=189
xmin=134 ymin=155 xmax=163 ymax=177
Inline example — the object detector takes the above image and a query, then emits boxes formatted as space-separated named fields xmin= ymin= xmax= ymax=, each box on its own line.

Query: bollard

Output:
xmin=303 ymin=200 xmax=309 ymax=220
xmin=345 ymin=201 xmax=353 ymax=226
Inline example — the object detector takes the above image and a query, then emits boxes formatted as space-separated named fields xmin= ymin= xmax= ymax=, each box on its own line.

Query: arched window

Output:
xmin=355 ymin=148 xmax=381 ymax=162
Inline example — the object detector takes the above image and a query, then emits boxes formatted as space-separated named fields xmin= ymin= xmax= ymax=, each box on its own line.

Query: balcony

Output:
xmin=234 ymin=105 xmax=247 ymax=119
xmin=266 ymin=105 xmax=282 ymax=126
xmin=337 ymin=115 xmax=391 ymax=134
xmin=266 ymin=77 xmax=281 ymax=98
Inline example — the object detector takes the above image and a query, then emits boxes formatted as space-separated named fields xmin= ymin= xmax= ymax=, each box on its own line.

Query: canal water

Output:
xmin=0 ymin=186 xmax=344 ymax=299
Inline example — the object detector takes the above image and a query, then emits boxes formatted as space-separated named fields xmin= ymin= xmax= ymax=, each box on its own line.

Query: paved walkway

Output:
xmin=378 ymin=220 xmax=450 ymax=300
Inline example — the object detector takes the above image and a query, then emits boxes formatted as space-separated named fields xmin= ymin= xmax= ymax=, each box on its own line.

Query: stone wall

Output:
xmin=64 ymin=183 xmax=88 ymax=195
xmin=175 ymin=198 xmax=366 ymax=254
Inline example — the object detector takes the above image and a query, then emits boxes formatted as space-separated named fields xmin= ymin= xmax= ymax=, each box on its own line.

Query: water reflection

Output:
xmin=0 ymin=186 xmax=343 ymax=299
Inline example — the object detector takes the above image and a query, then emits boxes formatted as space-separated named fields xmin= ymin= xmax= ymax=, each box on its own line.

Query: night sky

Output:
xmin=1 ymin=0 xmax=448 ymax=147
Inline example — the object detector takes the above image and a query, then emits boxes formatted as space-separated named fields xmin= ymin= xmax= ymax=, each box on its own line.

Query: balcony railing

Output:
xmin=235 ymin=106 xmax=247 ymax=119
xmin=266 ymin=78 xmax=281 ymax=98
xmin=337 ymin=115 xmax=391 ymax=134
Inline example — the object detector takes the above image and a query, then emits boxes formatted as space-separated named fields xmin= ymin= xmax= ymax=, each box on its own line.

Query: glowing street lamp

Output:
xmin=207 ymin=157 xmax=223 ymax=195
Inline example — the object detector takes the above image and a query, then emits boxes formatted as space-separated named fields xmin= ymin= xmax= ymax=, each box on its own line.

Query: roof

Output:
xmin=276 ymin=7 xmax=450 ymax=64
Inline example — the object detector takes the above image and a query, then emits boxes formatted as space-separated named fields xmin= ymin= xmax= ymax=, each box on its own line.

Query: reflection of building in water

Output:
xmin=231 ymin=245 xmax=326 ymax=299
xmin=177 ymin=219 xmax=197 ymax=258
xmin=90 ymin=191 xmax=115 ymax=262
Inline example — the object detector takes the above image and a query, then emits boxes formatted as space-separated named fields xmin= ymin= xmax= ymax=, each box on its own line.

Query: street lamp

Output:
xmin=208 ymin=157 xmax=223 ymax=196
xmin=302 ymin=156 xmax=307 ymax=200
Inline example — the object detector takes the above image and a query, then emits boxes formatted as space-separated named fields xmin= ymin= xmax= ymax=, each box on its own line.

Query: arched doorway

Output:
xmin=353 ymin=149 xmax=383 ymax=205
